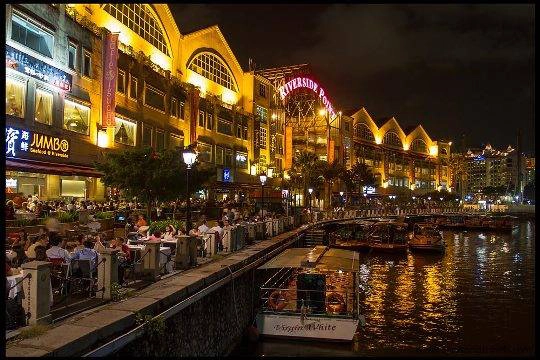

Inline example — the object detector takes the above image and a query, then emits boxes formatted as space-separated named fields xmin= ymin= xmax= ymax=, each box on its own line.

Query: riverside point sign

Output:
xmin=278 ymin=77 xmax=337 ymax=118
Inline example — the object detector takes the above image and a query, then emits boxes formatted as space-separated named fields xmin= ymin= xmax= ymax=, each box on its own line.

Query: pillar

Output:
xmin=22 ymin=261 xmax=52 ymax=325
xmin=45 ymin=174 xmax=60 ymax=200
xmin=142 ymin=241 xmax=161 ymax=281
xmin=96 ymin=249 xmax=118 ymax=300
xmin=175 ymin=235 xmax=190 ymax=270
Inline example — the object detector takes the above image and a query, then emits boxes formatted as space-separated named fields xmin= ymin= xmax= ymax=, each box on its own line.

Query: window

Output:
xmin=63 ymin=99 xmax=90 ymax=134
xmin=6 ymin=77 xmax=26 ymax=118
xmin=11 ymin=13 xmax=54 ymax=58
xmin=260 ymin=127 xmax=267 ymax=148
xmin=144 ymin=84 xmax=165 ymax=112
xmin=115 ymin=117 xmax=136 ymax=146
xmin=169 ymin=134 xmax=183 ymax=149
xmin=355 ymin=123 xmax=374 ymax=141
xmin=188 ymin=52 xmax=237 ymax=91
xmin=383 ymin=131 xmax=402 ymax=148
xmin=225 ymin=149 xmax=233 ymax=167
xmin=130 ymin=76 xmax=138 ymax=99
xmin=102 ymin=4 xmax=170 ymax=56
xmin=206 ymin=113 xmax=213 ymax=130
xmin=179 ymin=101 xmax=185 ymax=119
xmin=440 ymin=148 xmax=448 ymax=155
xmin=82 ymin=49 xmax=91 ymax=78
xmin=215 ymin=146 xmax=224 ymax=165
xmin=197 ymin=142 xmax=212 ymax=163
xmin=68 ymin=42 xmax=77 ymax=70
xmin=256 ymin=105 xmax=268 ymax=123
xmin=156 ymin=130 xmax=165 ymax=151
xmin=171 ymin=98 xmax=178 ymax=118
xmin=198 ymin=110 xmax=205 ymax=127
xmin=236 ymin=152 xmax=248 ymax=169
xmin=142 ymin=124 xmax=153 ymax=147
xmin=411 ymin=139 xmax=428 ymax=153
xmin=236 ymin=124 xmax=242 ymax=139
xmin=34 ymin=89 xmax=53 ymax=125
xmin=217 ymin=118 xmax=233 ymax=135
xmin=258 ymin=83 xmax=267 ymax=98
xmin=344 ymin=121 xmax=350 ymax=133
xmin=117 ymin=69 xmax=126 ymax=94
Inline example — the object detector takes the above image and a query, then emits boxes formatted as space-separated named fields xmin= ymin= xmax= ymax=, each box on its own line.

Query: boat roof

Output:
xmin=257 ymin=246 xmax=359 ymax=272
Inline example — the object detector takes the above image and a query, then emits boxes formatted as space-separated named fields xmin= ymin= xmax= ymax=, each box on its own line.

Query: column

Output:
xmin=175 ymin=235 xmax=191 ymax=270
xmin=22 ymin=261 xmax=52 ymax=325
xmin=142 ymin=241 xmax=161 ymax=281
xmin=96 ymin=249 xmax=119 ymax=300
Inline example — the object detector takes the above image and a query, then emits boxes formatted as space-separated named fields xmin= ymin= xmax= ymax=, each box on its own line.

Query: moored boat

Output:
xmin=365 ymin=222 xmax=409 ymax=253
xmin=408 ymin=223 xmax=445 ymax=253
xmin=328 ymin=220 xmax=372 ymax=252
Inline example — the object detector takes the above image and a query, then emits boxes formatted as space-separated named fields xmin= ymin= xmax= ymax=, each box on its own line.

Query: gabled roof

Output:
xmin=375 ymin=117 xmax=393 ymax=128
xmin=344 ymin=106 xmax=364 ymax=117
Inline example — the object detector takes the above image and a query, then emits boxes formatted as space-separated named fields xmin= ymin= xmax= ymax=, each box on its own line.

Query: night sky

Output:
xmin=170 ymin=4 xmax=535 ymax=153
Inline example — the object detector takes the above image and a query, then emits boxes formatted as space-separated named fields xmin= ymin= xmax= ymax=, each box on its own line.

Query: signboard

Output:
xmin=256 ymin=313 xmax=359 ymax=341
xmin=5 ymin=126 xmax=70 ymax=159
xmin=362 ymin=186 xmax=376 ymax=194
xmin=278 ymin=77 xmax=336 ymax=118
xmin=328 ymin=139 xmax=335 ymax=163
xmin=223 ymin=168 xmax=231 ymax=182
xmin=6 ymin=178 xmax=17 ymax=188
xmin=102 ymin=33 xmax=119 ymax=128
xmin=190 ymin=88 xmax=200 ymax=144
xmin=285 ymin=126 xmax=293 ymax=170
xmin=6 ymin=44 xmax=72 ymax=91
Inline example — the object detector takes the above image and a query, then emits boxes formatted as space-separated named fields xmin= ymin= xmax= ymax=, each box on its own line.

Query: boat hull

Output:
xmin=409 ymin=244 xmax=445 ymax=253
xmin=368 ymin=244 xmax=408 ymax=253
xmin=255 ymin=313 xmax=360 ymax=341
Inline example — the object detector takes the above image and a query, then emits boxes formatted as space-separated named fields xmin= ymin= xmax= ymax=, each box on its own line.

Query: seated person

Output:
xmin=70 ymin=240 xmax=99 ymax=274
xmin=46 ymin=233 xmax=71 ymax=263
xmin=6 ymin=261 xmax=13 ymax=276
xmin=134 ymin=214 xmax=148 ymax=230
xmin=74 ymin=234 xmax=86 ymax=252
xmin=198 ymin=219 xmax=210 ymax=235
xmin=163 ymin=225 xmax=177 ymax=240
xmin=34 ymin=245 xmax=48 ymax=262
xmin=147 ymin=231 xmax=162 ymax=242
xmin=26 ymin=234 xmax=48 ymax=260
xmin=93 ymin=235 xmax=106 ymax=252
xmin=110 ymin=238 xmax=131 ymax=285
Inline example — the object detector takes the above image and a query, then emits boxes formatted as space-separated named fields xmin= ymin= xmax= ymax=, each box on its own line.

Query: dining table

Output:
xmin=6 ymin=270 xmax=54 ymax=307
xmin=126 ymin=244 xmax=173 ymax=274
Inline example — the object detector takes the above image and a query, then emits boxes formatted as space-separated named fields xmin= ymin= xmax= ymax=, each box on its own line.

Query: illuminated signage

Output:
xmin=5 ymin=45 xmax=72 ymax=91
xmin=102 ymin=33 xmax=119 ymax=127
xmin=6 ymin=178 xmax=17 ymax=188
xmin=223 ymin=168 xmax=231 ymax=182
xmin=278 ymin=77 xmax=336 ymax=118
xmin=363 ymin=186 xmax=376 ymax=194
xmin=235 ymin=154 xmax=247 ymax=162
xmin=6 ymin=126 xmax=70 ymax=159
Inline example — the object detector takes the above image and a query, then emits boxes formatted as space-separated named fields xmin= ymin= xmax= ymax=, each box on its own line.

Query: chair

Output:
xmin=70 ymin=259 xmax=96 ymax=296
xmin=48 ymin=258 xmax=70 ymax=297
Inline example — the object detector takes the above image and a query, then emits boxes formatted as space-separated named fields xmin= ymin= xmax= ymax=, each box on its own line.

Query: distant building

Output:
xmin=525 ymin=156 xmax=535 ymax=184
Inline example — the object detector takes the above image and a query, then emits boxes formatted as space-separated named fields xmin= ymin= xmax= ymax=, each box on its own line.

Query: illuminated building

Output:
xmin=525 ymin=156 xmax=535 ymax=184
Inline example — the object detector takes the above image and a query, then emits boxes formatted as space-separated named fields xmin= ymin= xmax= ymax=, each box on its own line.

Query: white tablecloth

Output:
xmin=6 ymin=250 xmax=17 ymax=261
xmin=6 ymin=272 xmax=54 ymax=307
xmin=127 ymin=245 xmax=173 ymax=273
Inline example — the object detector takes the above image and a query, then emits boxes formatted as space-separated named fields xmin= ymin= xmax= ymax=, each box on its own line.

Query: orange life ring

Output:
xmin=326 ymin=292 xmax=346 ymax=314
xmin=268 ymin=290 xmax=289 ymax=311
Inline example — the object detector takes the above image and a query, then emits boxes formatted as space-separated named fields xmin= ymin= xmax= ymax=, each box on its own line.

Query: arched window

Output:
xmin=354 ymin=123 xmax=375 ymax=142
xmin=440 ymin=148 xmax=448 ymax=155
xmin=188 ymin=52 xmax=237 ymax=91
xmin=383 ymin=131 xmax=402 ymax=148
xmin=411 ymin=139 xmax=428 ymax=153
xmin=102 ymin=4 xmax=170 ymax=56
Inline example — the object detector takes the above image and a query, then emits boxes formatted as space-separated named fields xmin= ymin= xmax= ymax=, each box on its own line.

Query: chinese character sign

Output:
xmin=5 ymin=126 xmax=69 ymax=159
xmin=223 ymin=168 xmax=231 ymax=182
xmin=102 ymin=33 xmax=119 ymax=128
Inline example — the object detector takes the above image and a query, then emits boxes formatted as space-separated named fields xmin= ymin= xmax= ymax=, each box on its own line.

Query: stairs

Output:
xmin=304 ymin=230 xmax=326 ymax=247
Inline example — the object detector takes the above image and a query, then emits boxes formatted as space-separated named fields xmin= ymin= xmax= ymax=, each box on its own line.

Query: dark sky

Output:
xmin=170 ymin=4 xmax=535 ymax=153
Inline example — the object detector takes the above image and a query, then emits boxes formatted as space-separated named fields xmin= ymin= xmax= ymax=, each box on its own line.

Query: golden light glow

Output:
xmin=267 ymin=168 xmax=274 ymax=178
xmin=403 ymin=142 xmax=410 ymax=151
xmin=318 ymin=109 xmax=327 ymax=116
xmin=375 ymin=136 xmax=382 ymax=145
xmin=284 ymin=171 xmax=291 ymax=180
xmin=221 ymin=88 xmax=238 ymax=105
xmin=382 ymin=181 xmax=388 ymax=188
xmin=150 ymin=51 xmax=171 ymax=71
xmin=250 ymin=164 xmax=257 ymax=176
xmin=410 ymin=184 xmax=416 ymax=190
xmin=186 ymin=71 xmax=208 ymax=95
xmin=429 ymin=145 xmax=438 ymax=156
xmin=97 ymin=130 xmax=109 ymax=148
xmin=271 ymin=113 xmax=277 ymax=120
xmin=449 ymin=142 xmax=453 ymax=146
xmin=102 ymin=19 xmax=131 ymax=46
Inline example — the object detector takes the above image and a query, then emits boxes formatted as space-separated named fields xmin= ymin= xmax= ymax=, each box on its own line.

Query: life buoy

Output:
xmin=326 ymin=292 xmax=346 ymax=313
xmin=268 ymin=290 xmax=289 ymax=311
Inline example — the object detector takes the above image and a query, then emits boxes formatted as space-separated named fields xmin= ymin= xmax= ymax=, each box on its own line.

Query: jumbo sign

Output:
xmin=6 ymin=126 xmax=70 ymax=159
xmin=278 ymin=77 xmax=337 ymax=118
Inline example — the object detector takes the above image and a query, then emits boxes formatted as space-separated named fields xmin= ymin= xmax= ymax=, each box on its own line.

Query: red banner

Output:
xmin=285 ymin=126 xmax=293 ymax=169
xmin=102 ymin=33 xmax=119 ymax=128
xmin=190 ymin=88 xmax=200 ymax=144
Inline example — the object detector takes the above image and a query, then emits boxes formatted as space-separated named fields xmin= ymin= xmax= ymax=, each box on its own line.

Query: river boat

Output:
xmin=255 ymin=246 xmax=363 ymax=342
xmin=328 ymin=220 xmax=372 ymax=252
xmin=408 ymin=223 xmax=445 ymax=253
xmin=365 ymin=222 xmax=409 ymax=253
xmin=434 ymin=214 xmax=517 ymax=232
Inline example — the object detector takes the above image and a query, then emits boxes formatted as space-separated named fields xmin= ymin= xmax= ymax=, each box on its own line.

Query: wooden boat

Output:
xmin=255 ymin=246 xmax=363 ymax=342
xmin=408 ymin=223 xmax=445 ymax=253
xmin=328 ymin=220 xmax=372 ymax=252
xmin=365 ymin=222 xmax=409 ymax=253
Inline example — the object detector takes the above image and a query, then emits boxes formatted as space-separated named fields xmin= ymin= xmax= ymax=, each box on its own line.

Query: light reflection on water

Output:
xmin=232 ymin=220 xmax=535 ymax=356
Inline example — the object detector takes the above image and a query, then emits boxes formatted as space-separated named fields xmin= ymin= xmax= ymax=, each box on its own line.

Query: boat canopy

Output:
xmin=258 ymin=246 xmax=359 ymax=272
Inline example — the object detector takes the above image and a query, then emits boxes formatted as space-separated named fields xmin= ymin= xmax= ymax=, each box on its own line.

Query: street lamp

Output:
xmin=182 ymin=147 xmax=198 ymax=233
xmin=260 ymin=172 xmax=267 ymax=217
xmin=308 ymin=187 xmax=313 ymax=213
xmin=339 ymin=191 xmax=344 ymax=207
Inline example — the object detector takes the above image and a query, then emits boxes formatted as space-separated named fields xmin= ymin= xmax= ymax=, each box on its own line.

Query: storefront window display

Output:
xmin=114 ymin=117 xmax=136 ymax=146
xmin=63 ymin=99 xmax=90 ymax=134
xmin=6 ymin=77 xmax=26 ymax=118
xmin=34 ymin=88 xmax=53 ymax=125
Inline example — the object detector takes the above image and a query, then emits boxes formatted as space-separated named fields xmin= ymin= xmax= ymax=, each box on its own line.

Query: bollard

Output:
xmin=97 ymin=249 xmax=118 ymax=300
xmin=231 ymin=226 xmax=238 ymax=251
xmin=247 ymin=223 xmax=256 ymax=243
xmin=142 ymin=241 xmax=161 ymax=281
xmin=22 ymin=261 xmax=52 ymax=325
xmin=273 ymin=219 xmax=279 ymax=235
xmin=222 ymin=227 xmax=232 ymax=252
xmin=266 ymin=220 xmax=274 ymax=238
xmin=278 ymin=218 xmax=284 ymax=234
xmin=206 ymin=233 xmax=217 ymax=257
xmin=175 ymin=235 xmax=191 ymax=270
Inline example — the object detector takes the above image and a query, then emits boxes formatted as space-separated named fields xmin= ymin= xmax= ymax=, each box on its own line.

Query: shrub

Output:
xmin=148 ymin=219 xmax=186 ymax=235
xmin=56 ymin=211 xmax=79 ymax=223
xmin=94 ymin=211 xmax=115 ymax=220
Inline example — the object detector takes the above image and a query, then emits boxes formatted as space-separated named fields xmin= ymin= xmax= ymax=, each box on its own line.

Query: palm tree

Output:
xmin=289 ymin=151 xmax=320 ymax=207
xmin=321 ymin=160 xmax=346 ymax=209
xmin=349 ymin=162 xmax=376 ymax=197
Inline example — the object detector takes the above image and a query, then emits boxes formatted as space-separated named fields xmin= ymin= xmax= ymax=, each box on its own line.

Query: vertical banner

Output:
xmin=253 ymin=115 xmax=260 ymax=159
xmin=328 ymin=139 xmax=335 ymax=163
xmin=285 ymin=126 xmax=293 ymax=169
xmin=102 ymin=33 xmax=119 ymax=128
xmin=190 ymin=88 xmax=200 ymax=144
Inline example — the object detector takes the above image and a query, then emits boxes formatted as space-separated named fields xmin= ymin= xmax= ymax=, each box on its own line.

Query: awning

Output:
xmin=258 ymin=247 xmax=359 ymax=272
xmin=6 ymin=158 xmax=103 ymax=178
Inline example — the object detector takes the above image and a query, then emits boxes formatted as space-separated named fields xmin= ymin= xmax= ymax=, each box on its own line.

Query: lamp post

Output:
xmin=339 ymin=191 xmax=344 ymax=208
xmin=260 ymin=172 xmax=267 ymax=218
xmin=308 ymin=187 xmax=313 ymax=214
xmin=182 ymin=148 xmax=197 ymax=233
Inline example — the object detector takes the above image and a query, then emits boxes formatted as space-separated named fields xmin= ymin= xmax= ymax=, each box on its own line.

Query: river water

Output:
xmin=231 ymin=220 xmax=535 ymax=356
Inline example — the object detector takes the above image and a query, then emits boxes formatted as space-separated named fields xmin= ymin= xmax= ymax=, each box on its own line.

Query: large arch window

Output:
xmin=355 ymin=123 xmax=375 ymax=142
xmin=383 ymin=131 xmax=402 ymax=148
xmin=411 ymin=139 xmax=428 ymax=153
xmin=102 ymin=4 xmax=170 ymax=56
xmin=188 ymin=52 xmax=237 ymax=91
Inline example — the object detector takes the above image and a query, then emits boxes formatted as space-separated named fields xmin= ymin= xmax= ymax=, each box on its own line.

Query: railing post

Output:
xmin=222 ymin=227 xmax=232 ymax=252
xmin=21 ymin=261 xmax=52 ymax=325
xmin=97 ymin=249 xmax=118 ymax=300
xmin=175 ymin=235 xmax=191 ymax=270
xmin=142 ymin=241 xmax=161 ymax=281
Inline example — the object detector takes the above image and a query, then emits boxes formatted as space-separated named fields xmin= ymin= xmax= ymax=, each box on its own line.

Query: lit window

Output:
xmin=383 ymin=131 xmax=402 ymax=147
xmin=82 ymin=49 xmax=91 ymax=77
xmin=179 ymin=101 xmax=185 ymax=119
xmin=197 ymin=142 xmax=212 ymax=163
xmin=63 ymin=99 xmax=90 ymax=134
xmin=6 ymin=77 xmax=26 ymax=118
xmin=236 ymin=152 xmax=248 ymax=169
xmin=258 ymin=83 xmax=267 ymax=98
xmin=260 ymin=127 xmax=267 ymax=148
xmin=198 ymin=110 xmax=205 ymax=127
xmin=206 ymin=113 xmax=213 ymax=130
xmin=130 ymin=75 xmax=138 ymax=99
xmin=142 ymin=124 xmax=153 ymax=147
xmin=171 ymin=97 xmax=178 ymax=118
xmin=102 ymin=4 xmax=170 ymax=56
xmin=355 ymin=123 xmax=374 ymax=141
xmin=217 ymin=118 xmax=233 ymax=135
xmin=411 ymin=139 xmax=427 ymax=153
xmin=144 ymin=84 xmax=165 ymax=112
xmin=11 ymin=13 xmax=54 ymax=58
xmin=34 ymin=89 xmax=53 ymax=125
xmin=68 ymin=42 xmax=77 ymax=70
xmin=256 ymin=105 xmax=268 ymax=123
xmin=117 ymin=69 xmax=126 ymax=94
xmin=188 ymin=52 xmax=237 ymax=91
xmin=169 ymin=134 xmax=183 ymax=149
xmin=114 ymin=117 xmax=136 ymax=146
xmin=215 ymin=146 xmax=224 ymax=165
xmin=156 ymin=129 xmax=165 ymax=151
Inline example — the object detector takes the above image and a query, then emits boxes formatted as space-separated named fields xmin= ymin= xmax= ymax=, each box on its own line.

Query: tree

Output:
xmin=320 ymin=160 xmax=347 ymax=209
xmin=349 ymin=162 xmax=376 ymax=196
xmin=95 ymin=146 xmax=216 ymax=218
xmin=288 ymin=151 xmax=325 ymax=207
